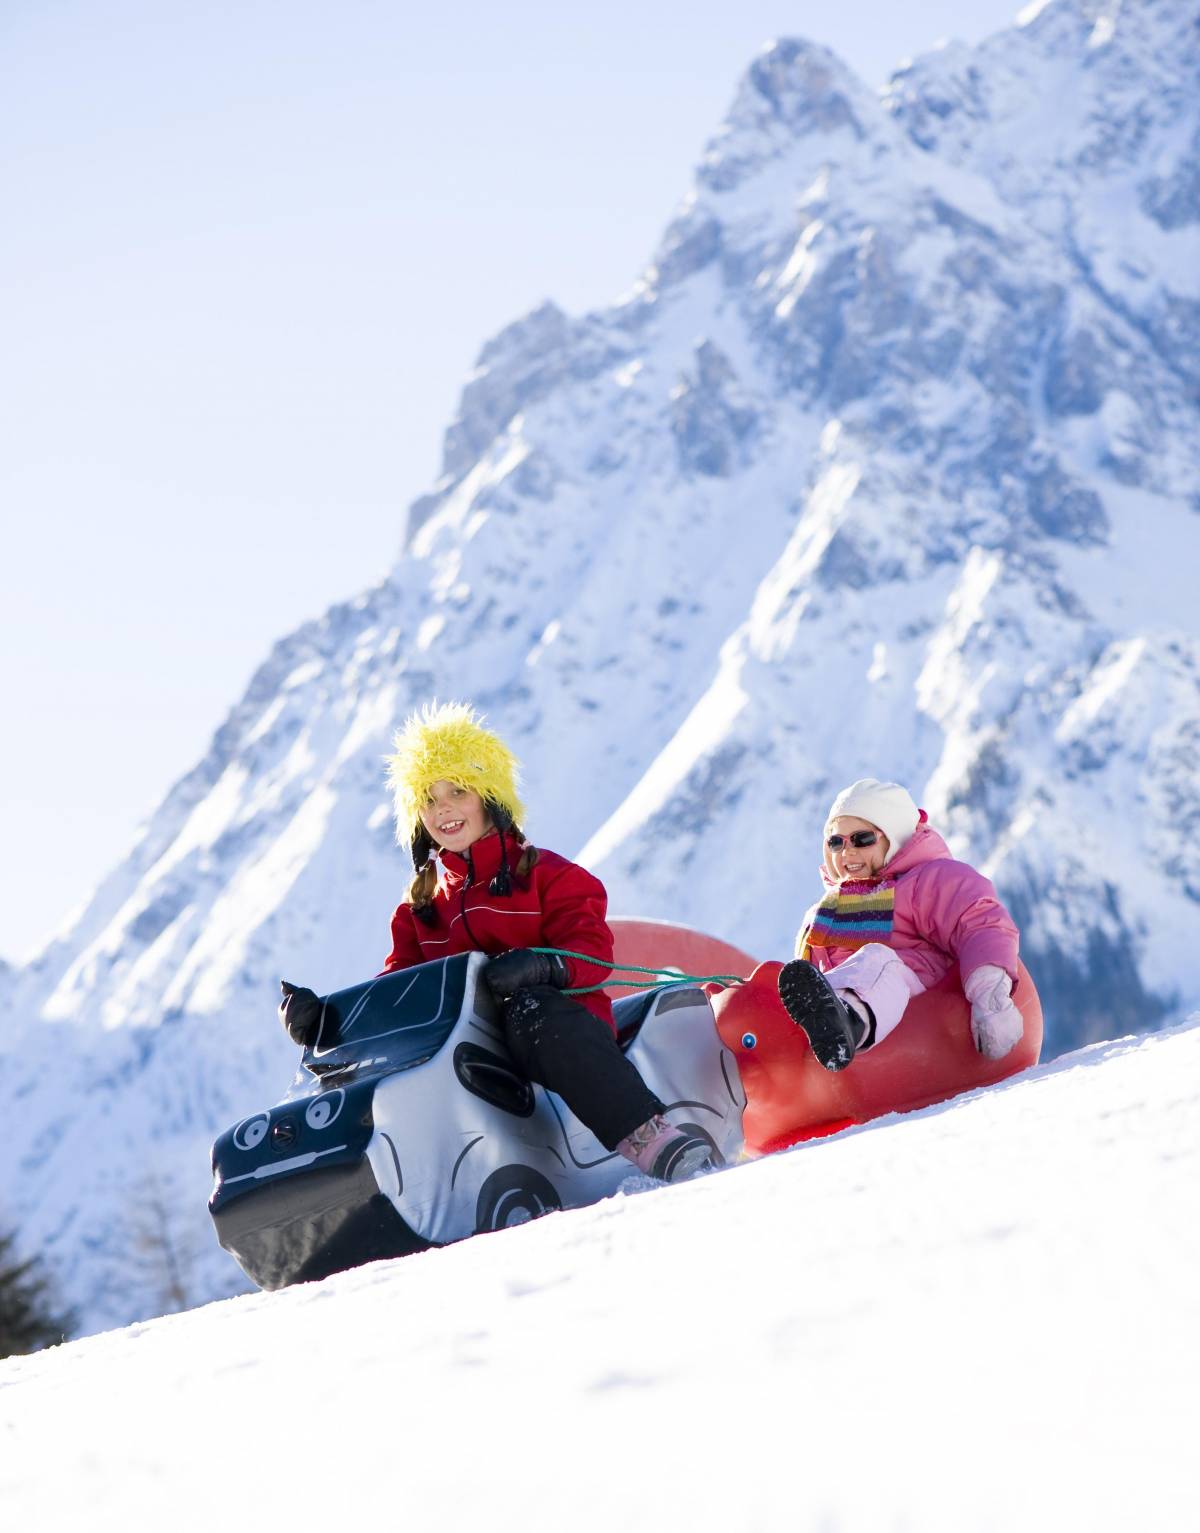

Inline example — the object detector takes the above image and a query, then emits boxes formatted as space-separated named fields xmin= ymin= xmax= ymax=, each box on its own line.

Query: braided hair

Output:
xmin=407 ymin=824 xmax=441 ymax=924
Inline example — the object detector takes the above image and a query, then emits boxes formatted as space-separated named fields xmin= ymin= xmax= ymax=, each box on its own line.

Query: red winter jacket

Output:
xmin=382 ymin=828 xmax=616 ymax=1030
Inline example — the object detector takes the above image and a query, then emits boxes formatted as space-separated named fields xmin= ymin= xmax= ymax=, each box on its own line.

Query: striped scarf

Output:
xmin=798 ymin=880 xmax=896 ymax=960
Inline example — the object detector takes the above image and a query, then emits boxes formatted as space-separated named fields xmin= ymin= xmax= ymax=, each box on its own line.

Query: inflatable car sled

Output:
xmin=209 ymin=952 xmax=746 ymax=1290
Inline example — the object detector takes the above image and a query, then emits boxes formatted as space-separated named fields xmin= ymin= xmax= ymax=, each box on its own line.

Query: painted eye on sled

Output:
xmin=305 ymin=1090 xmax=345 ymax=1131
xmin=233 ymin=1114 xmax=270 ymax=1151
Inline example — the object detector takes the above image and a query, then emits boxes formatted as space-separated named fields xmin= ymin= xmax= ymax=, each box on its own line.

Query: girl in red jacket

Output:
xmin=280 ymin=702 xmax=715 ymax=1184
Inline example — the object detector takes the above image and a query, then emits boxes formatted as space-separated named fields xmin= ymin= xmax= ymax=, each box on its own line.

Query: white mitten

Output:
xmin=963 ymin=965 xmax=1023 ymax=1060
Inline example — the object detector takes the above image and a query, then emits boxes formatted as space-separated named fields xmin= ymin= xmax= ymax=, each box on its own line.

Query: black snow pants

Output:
xmin=499 ymin=985 xmax=664 ymax=1151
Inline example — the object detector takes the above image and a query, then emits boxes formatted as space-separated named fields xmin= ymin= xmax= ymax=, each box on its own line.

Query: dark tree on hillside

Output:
xmin=123 ymin=1170 xmax=204 ymax=1316
xmin=0 ymin=1228 xmax=75 ymax=1359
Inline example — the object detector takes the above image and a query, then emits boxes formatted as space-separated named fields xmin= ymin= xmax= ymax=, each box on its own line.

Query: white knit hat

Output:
xmin=825 ymin=779 xmax=920 ymax=867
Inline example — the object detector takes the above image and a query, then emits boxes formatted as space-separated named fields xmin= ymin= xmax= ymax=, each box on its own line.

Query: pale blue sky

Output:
xmin=1 ymin=0 xmax=1023 ymax=961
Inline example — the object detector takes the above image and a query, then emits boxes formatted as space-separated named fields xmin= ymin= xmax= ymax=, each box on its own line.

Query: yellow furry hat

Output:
xmin=384 ymin=701 xmax=526 ymax=842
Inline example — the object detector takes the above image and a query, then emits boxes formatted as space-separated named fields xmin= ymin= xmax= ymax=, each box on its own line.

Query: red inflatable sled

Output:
xmin=610 ymin=919 xmax=1043 ymax=1158
xmin=607 ymin=917 xmax=758 ymax=996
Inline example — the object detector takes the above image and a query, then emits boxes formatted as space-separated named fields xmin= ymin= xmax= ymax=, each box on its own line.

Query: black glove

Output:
xmin=279 ymin=980 xmax=323 ymax=1048
xmin=483 ymin=948 xmax=569 ymax=999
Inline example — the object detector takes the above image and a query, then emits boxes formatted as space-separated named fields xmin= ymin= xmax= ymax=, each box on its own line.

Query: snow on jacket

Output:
xmin=382 ymin=827 xmax=616 ymax=1029
xmin=795 ymin=819 xmax=1020 ymax=992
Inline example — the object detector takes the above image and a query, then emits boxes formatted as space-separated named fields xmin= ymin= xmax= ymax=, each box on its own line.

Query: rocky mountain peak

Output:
xmin=696 ymin=37 xmax=890 ymax=201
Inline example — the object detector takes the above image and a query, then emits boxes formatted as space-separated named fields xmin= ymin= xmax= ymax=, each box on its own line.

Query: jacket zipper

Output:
xmin=460 ymin=846 xmax=482 ymax=949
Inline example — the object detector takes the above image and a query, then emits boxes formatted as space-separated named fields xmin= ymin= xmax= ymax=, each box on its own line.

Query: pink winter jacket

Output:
xmin=797 ymin=820 xmax=1020 ymax=992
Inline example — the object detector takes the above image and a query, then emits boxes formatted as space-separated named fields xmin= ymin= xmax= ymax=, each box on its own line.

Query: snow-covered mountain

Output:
xmin=3 ymin=1020 xmax=1197 ymax=1531
xmin=6 ymin=0 xmax=1199 ymax=1334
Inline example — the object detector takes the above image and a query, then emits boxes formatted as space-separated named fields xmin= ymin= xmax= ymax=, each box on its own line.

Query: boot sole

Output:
xmin=777 ymin=960 xmax=856 ymax=1071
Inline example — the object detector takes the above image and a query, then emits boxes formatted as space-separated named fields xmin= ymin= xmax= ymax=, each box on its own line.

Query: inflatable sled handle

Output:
xmin=527 ymin=945 xmax=748 ymax=996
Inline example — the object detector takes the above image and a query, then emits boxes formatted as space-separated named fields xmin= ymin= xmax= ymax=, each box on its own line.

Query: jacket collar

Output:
xmin=882 ymin=822 xmax=951 ymax=877
xmin=439 ymin=827 xmax=523 ymax=887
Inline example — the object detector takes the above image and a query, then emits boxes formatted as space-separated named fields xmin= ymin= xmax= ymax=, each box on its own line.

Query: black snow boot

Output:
xmin=777 ymin=960 xmax=867 ymax=1072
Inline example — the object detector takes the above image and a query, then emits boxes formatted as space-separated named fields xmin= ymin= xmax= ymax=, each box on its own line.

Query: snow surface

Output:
xmin=2 ymin=1020 xmax=1197 ymax=1531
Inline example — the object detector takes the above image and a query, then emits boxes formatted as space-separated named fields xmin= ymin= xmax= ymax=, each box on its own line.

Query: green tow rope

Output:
xmin=528 ymin=945 xmax=746 ymax=996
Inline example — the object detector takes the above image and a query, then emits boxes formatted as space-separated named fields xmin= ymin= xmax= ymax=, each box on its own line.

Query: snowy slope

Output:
xmin=2 ymin=1020 xmax=1197 ymax=1531
xmin=4 ymin=0 xmax=1199 ymax=1337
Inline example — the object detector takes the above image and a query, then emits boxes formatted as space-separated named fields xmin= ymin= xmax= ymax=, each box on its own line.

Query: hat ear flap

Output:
xmin=485 ymin=799 xmax=514 ymax=896
xmin=410 ymin=824 xmax=434 ymax=873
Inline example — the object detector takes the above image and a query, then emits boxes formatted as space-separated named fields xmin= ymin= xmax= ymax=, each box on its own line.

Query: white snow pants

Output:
xmin=825 ymin=943 xmax=925 ymax=1049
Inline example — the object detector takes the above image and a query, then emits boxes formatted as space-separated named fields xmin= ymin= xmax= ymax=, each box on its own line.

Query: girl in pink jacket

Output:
xmin=778 ymin=779 xmax=1024 ymax=1071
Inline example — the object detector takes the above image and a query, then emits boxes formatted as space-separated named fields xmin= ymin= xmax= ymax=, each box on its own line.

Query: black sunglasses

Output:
xmin=826 ymin=830 xmax=879 ymax=851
